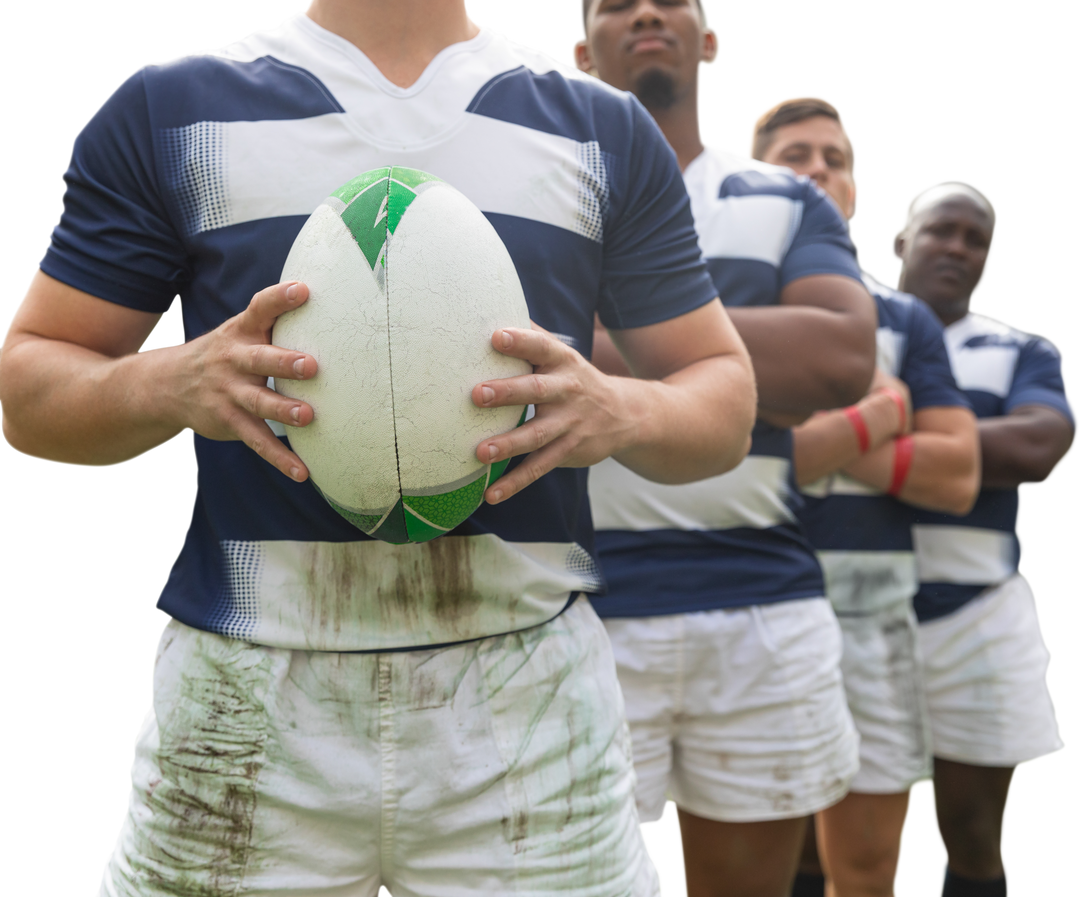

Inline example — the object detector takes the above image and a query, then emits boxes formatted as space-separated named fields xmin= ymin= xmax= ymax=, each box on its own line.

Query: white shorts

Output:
xmin=101 ymin=599 xmax=658 ymax=897
xmin=604 ymin=598 xmax=859 ymax=823
xmin=836 ymin=600 xmax=932 ymax=793
xmin=917 ymin=574 xmax=1062 ymax=767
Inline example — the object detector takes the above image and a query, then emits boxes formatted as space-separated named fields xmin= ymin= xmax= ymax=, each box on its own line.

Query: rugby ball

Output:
xmin=273 ymin=167 xmax=531 ymax=544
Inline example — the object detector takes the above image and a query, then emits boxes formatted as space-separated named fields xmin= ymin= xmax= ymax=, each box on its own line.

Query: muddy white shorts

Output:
xmin=100 ymin=598 xmax=658 ymax=897
xmin=835 ymin=599 xmax=932 ymax=793
xmin=917 ymin=574 xmax=1062 ymax=767
xmin=604 ymin=597 xmax=859 ymax=823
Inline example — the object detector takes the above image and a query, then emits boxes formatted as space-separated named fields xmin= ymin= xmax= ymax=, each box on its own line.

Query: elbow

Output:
xmin=822 ymin=349 xmax=875 ymax=408
xmin=942 ymin=475 xmax=980 ymax=516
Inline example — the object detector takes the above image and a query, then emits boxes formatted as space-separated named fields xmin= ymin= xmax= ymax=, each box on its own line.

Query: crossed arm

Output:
xmin=792 ymin=370 xmax=981 ymax=515
xmin=594 ymin=273 xmax=877 ymax=424
xmin=0 ymin=272 xmax=756 ymax=504
xmin=792 ymin=378 xmax=1073 ymax=511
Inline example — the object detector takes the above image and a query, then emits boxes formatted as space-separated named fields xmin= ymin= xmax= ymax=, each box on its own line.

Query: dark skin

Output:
xmin=577 ymin=0 xmax=875 ymax=423
xmin=579 ymin=4 xmax=870 ymax=897
xmin=897 ymin=192 xmax=1073 ymax=881
xmin=896 ymin=195 xmax=1074 ymax=489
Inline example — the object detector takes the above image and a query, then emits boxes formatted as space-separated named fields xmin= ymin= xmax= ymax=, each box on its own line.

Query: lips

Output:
xmin=628 ymin=35 xmax=672 ymax=54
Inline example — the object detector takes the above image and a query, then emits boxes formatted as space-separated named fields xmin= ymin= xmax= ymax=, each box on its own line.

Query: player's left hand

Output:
xmin=472 ymin=325 xmax=637 ymax=504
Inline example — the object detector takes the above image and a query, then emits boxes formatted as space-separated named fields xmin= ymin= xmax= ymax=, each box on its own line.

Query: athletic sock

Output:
xmin=942 ymin=868 xmax=1006 ymax=896
xmin=790 ymin=871 xmax=826 ymax=897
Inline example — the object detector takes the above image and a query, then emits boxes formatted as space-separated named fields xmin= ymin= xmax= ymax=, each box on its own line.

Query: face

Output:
xmin=761 ymin=116 xmax=856 ymax=219
xmin=575 ymin=0 xmax=716 ymax=109
xmin=895 ymin=197 xmax=994 ymax=322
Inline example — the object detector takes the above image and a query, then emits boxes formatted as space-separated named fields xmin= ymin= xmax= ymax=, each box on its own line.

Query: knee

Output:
xmin=831 ymin=841 xmax=900 ymax=896
xmin=936 ymin=806 xmax=1003 ymax=874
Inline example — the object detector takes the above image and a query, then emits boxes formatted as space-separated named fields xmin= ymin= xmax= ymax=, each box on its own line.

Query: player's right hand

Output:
xmin=173 ymin=281 xmax=317 ymax=482
xmin=868 ymin=367 xmax=913 ymax=435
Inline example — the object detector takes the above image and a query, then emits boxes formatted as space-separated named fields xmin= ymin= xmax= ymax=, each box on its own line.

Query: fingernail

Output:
xmin=290 ymin=466 xmax=302 ymax=481
xmin=500 ymin=330 xmax=512 ymax=348
xmin=489 ymin=488 xmax=503 ymax=503
xmin=293 ymin=358 xmax=305 ymax=377
xmin=285 ymin=283 xmax=300 ymax=301
xmin=290 ymin=406 xmax=301 ymax=423
xmin=481 ymin=386 xmax=494 ymax=404
xmin=487 ymin=444 xmax=499 ymax=461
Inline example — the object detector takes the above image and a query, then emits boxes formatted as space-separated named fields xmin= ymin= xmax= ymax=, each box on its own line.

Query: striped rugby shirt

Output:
xmin=42 ymin=16 xmax=719 ymax=650
xmin=799 ymin=278 xmax=970 ymax=616
xmin=911 ymin=312 xmax=1073 ymax=621
xmin=589 ymin=149 xmax=863 ymax=616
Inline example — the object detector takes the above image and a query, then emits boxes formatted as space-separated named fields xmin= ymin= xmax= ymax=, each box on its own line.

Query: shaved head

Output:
xmin=905 ymin=182 xmax=995 ymax=233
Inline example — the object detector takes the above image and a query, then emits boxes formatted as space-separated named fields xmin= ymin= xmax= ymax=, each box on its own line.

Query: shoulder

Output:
xmin=692 ymin=148 xmax=810 ymax=200
xmin=465 ymin=32 xmax=649 ymax=148
xmin=950 ymin=312 xmax=1058 ymax=356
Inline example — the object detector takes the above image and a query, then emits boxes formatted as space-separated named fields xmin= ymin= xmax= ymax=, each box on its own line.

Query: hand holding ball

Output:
xmin=272 ymin=167 xmax=531 ymax=544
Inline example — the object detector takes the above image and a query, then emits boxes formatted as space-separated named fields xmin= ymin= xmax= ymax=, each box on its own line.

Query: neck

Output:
xmin=646 ymin=82 xmax=704 ymax=171
xmin=898 ymin=273 xmax=971 ymax=327
xmin=307 ymin=0 xmax=479 ymax=87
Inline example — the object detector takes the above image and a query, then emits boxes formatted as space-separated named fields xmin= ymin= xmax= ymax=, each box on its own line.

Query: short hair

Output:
xmin=752 ymin=98 xmax=849 ymax=168
xmin=578 ymin=0 xmax=712 ymax=34
xmin=894 ymin=175 xmax=1002 ymax=241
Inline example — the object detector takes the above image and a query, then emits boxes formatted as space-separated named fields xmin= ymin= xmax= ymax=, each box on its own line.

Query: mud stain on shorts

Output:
xmin=124 ymin=647 xmax=270 ymax=895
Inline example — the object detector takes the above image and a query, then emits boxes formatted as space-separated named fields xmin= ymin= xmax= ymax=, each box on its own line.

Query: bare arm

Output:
xmin=975 ymin=405 xmax=1074 ymax=489
xmin=725 ymin=274 xmax=876 ymax=416
xmin=1 ymin=271 xmax=318 ymax=480
xmin=474 ymin=298 xmax=756 ymax=503
xmin=792 ymin=375 xmax=910 ymax=486
xmin=839 ymin=406 xmax=981 ymax=515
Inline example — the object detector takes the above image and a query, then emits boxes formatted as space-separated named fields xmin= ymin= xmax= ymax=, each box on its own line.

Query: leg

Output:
xmin=798 ymin=816 xmax=824 ymax=876
xmin=932 ymin=757 xmax=1014 ymax=880
xmin=816 ymin=791 xmax=909 ymax=897
xmin=678 ymin=808 xmax=807 ymax=897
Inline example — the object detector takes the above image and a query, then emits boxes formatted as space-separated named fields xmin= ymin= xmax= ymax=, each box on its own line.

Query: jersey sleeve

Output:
xmin=40 ymin=70 xmax=189 ymax=313
xmin=901 ymin=299 xmax=972 ymax=411
xmin=778 ymin=182 xmax=862 ymax=289
xmin=1005 ymin=336 xmax=1074 ymax=425
xmin=596 ymin=99 xmax=716 ymax=330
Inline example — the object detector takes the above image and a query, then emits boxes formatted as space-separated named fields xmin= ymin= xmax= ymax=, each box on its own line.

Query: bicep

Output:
xmin=5 ymin=270 xmax=162 ymax=358
xmin=779 ymin=273 xmax=876 ymax=318
xmin=607 ymin=298 xmax=747 ymax=381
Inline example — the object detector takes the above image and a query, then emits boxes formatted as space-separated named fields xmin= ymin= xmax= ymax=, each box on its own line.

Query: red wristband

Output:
xmin=844 ymin=406 xmax=871 ymax=453
xmin=880 ymin=387 xmax=907 ymax=433
xmin=888 ymin=435 xmax=915 ymax=496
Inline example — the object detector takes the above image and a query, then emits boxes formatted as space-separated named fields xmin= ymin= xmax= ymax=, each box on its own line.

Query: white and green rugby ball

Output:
xmin=273 ymin=167 xmax=531 ymax=544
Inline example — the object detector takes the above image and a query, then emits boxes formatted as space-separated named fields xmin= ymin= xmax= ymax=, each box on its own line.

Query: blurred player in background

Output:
xmin=576 ymin=4 xmax=878 ymax=895
xmin=754 ymin=99 xmax=981 ymax=897
xmin=894 ymin=183 xmax=1073 ymax=897
xmin=0 ymin=0 xmax=758 ymax=894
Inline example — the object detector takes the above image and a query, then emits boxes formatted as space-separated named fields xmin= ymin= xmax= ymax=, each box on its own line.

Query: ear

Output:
xmin=885 ymin=229 xmax=902 ymax=264
xmin=846 ymin=175 xmax=864 ymax=222
xmin=574 ymin=40 xmax=595 ymax=74
xmin=701 ymin=28 xmax=718 ymax=63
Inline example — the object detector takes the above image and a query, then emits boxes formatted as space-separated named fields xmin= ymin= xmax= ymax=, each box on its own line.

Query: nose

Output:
xmin=805 ymin=151 xmax=829 ymax=185
xmin=631 ymin=0 xmax=665 ymax=28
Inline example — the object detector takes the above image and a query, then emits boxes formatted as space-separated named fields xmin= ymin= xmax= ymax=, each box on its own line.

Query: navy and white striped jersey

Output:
xmin=912 ymin=313 xmax=1073 ymax=621
xmin=589 ymin=149 xmax=862 ymax=617
xmin=800 ymin=278 xmax=970 ymax=615
xmin=41 ymin=16 xmax=718 ymax=651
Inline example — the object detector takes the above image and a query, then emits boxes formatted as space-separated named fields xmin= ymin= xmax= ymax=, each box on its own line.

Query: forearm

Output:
xmin=979 ymin=410 xmax=1075 ymax=488
xmin=842 ymin=429 xmax=980 ymax=514
xmin=0 ymin=336 xmax=184 ymax=464
xmin=611 ymin=352 xmax=755 ymax=483
xmin=727 ymin=305 xmax=874 ymax=413
xmin=792 ymin=391 xmax=904 ymax=486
